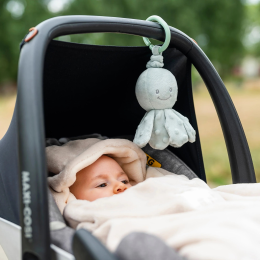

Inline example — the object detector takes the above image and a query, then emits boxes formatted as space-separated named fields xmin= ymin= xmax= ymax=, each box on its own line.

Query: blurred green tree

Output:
xmin=243 ymin=2 xmax=260 ymax=56
xmin=0 ymin=0 xmax=55 ymax=85
xmin=0 ymin=0 xmax=246 ymax=86
xmin=64 ymin=0 xmax=245 ymax=77
xmin=0 ymin=0 xmax=17 ymax=83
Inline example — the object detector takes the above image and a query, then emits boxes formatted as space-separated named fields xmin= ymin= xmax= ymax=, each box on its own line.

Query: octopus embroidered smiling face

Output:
xmin=133 ymin=46 xmax=196 ymax=150
xmin=136 ymin=68 xmax=178 ymax=111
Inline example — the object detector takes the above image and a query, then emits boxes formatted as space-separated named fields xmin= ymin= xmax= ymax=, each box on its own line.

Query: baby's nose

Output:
xmin=114 ymin=182 xmax=127 ymax=194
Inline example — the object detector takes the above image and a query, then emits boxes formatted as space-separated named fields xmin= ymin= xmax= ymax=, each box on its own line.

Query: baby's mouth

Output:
xmin=157 ymin=95 xmax=171 ymax=100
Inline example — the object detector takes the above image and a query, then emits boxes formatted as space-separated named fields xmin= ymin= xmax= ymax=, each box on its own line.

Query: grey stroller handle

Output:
xmin=17 ymin=16 xmax=255 ymax=260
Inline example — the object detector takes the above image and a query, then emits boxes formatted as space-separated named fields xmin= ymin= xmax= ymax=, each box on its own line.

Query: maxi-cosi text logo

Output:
xmin=22 ymin=171 xmax=32 ymax=241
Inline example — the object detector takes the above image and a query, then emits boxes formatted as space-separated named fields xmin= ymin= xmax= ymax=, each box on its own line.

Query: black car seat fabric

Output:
xmin=115 ymin=232 xmax=188 ymax=260
xmin=43 ymin=40 xmax=205 ymax=181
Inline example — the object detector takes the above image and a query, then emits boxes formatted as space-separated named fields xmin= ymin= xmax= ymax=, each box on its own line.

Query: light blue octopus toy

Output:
xmin=133 ymin=44 xmax=196 ymax=150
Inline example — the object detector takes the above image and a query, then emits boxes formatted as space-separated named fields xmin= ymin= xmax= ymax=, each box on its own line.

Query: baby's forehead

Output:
xmin=83 ymin=155 xmax=126 ymax=178
xmin=91 ymin=155 xmax=121 ymax=169
xmin=90 ymin=171 xmax=127 ymax=181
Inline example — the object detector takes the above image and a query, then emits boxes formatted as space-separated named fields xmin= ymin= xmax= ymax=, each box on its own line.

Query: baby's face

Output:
xmin=70 ymin=155 xmax=132 ymax=201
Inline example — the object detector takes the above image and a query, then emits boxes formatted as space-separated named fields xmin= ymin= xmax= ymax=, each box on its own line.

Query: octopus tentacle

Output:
xmin=172 ymin=110 xmax=196 ymax=143
xmin=149 ymin=110 xmax=170 ymax=150
xmin=133 ymin=110 xmax=155 ymax=148
xmin=164 ymin=109 xmax=189 ymax=148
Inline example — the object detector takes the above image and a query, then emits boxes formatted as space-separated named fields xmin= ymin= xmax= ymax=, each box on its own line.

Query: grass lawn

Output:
xmin=0 ymin=80 xmax=260 ymax=187
xmin=0 ymin=95 xmax=16 ymax=139
xmin=194 ymin=79 xmax=260 ymax=187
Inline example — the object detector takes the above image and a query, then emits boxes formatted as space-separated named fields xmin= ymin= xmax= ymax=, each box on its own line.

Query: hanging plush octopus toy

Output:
xmin=133 ymin=16 xmax=196 ymax=150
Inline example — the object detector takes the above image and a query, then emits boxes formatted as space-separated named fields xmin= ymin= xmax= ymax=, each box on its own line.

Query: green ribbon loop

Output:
xmin=143 ymin=15 xmax=171 ymax=53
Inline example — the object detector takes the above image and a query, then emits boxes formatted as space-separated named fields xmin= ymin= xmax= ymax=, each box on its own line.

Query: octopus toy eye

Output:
xmin=169 ymin=88 xmax=172 ymax=92
xmin=156 ymin=89 xmax=159 ymax=94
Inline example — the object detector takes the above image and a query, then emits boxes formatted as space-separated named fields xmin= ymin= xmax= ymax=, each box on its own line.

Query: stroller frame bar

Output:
xmin=17 ymin=16 xmax=255 ymax=260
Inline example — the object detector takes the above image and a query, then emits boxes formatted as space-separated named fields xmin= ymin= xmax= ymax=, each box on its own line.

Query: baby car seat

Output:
xmin=0 ymin=16 xmax=256 ymax=260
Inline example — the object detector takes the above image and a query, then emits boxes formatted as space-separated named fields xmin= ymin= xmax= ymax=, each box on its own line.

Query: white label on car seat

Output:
xmin=22 ymin=171 xmax=32 ymax=241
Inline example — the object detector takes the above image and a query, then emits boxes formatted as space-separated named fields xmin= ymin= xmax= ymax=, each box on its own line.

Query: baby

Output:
xmin=70 ymin=155 xmax=132 ymax=201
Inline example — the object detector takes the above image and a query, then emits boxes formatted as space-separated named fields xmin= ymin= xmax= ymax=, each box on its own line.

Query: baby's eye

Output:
xmin=156 ymin=89 xmax=159 ymax=94
xmin=169 ymin=88 xmax=172 ymax=92
xmin=97 ymin=183 xmax=107 ymax=188
xmin=121 ymin=180 xmax=129 ymax=184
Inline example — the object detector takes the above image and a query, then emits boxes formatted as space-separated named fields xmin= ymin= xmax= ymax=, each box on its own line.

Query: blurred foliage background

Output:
xmin=0 ymin=0 xmax=249 ymax=83
xmin=1 ymin=0 xmax=260 ymax=186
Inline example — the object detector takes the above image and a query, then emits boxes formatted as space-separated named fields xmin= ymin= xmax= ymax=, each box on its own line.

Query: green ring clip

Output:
xmin=143 ymin=15 xmax=171 ymax=53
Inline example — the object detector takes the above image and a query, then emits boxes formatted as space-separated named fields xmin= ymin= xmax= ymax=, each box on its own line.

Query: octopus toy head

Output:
xmin=136 ymin=68 xmax=178 ymax=111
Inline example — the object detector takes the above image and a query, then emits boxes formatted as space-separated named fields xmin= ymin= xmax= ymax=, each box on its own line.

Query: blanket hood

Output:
xmin=47 ymin=138 xmax=147 ymax=212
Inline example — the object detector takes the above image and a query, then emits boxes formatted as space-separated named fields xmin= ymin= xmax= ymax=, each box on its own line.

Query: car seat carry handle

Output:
xmin=18 ymin=15 xmax=256 ymax=260
xmin=73 ymin=229 xmax=118 ymax=260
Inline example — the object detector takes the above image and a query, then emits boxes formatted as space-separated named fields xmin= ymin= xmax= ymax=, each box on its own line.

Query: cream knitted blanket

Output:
xmin=64 ymin=174 xmax=260 ymax=260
